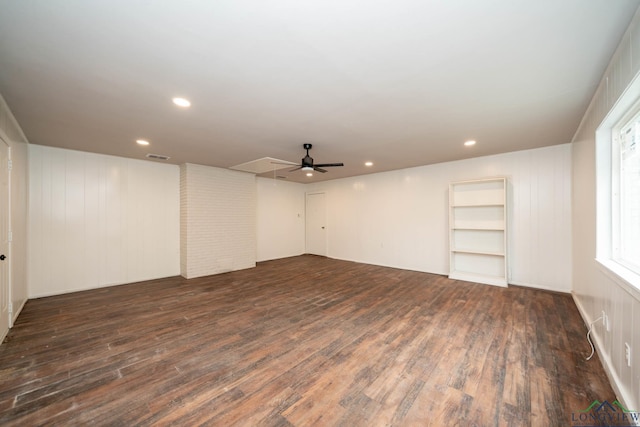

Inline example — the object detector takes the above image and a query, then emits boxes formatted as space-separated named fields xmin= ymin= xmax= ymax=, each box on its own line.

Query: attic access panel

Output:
xmin=229 ymin=157 xmax=295 ymax=174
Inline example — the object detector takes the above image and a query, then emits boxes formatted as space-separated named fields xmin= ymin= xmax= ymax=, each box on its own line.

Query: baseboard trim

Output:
xmin=10 ymin=298 xmax=27 ymax=327
xmin=572 ymin=292 xmax=637 ymax=414
xmin=509 ymin=280 xmax=571 ymax=294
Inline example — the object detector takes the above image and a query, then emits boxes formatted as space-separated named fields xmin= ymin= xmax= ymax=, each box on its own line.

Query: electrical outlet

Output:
xmin=601 ymin=310 xmax=609 ymax=331
xmin=624 ymin=343 xmax=631 ymax=367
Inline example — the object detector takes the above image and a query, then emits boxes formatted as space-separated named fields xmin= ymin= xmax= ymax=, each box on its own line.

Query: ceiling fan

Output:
xmin=286 ymin=143 xmax=344 ymax=173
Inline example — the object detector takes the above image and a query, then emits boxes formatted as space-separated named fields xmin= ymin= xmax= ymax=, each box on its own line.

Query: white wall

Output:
xmin=180 ymin=163 xmax=256 ymax=278
xmin=256 ymin=177 xmax=306 ymax=262
xmin=306 ymin=144 xmax=572 ymax=292
xmin=571 ymin=9 xmax=640 ymax=411
xmin=28 ymin=145 xmax=180 ymax=297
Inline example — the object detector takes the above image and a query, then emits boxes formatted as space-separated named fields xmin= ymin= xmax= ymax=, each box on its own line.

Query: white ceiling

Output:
xmin=0 ymin=1 xmax=638 ymax=182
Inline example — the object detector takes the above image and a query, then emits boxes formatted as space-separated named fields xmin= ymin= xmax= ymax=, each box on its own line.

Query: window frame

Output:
xmin=612 ymin=106 xmax=640 ymax=274
xmin=595 ymin=74 xmax=640 ymax=296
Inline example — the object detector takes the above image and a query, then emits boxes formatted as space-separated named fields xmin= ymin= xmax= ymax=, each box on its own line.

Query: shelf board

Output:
xmin=452 ymin=203 xmax=504 ymax=208
xmin=452 ymin=227 xmax=504 ymax=231
xmin=448 ymin=271 xmax=508 ymax=287
xmin=451 ymin=249 xmax=504 ymax=256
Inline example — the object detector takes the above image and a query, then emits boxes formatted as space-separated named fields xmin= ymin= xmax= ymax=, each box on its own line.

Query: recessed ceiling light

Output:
xmin=365 ymin=161 xmax=373 ymax=167
xmin=306 ymin=172 xmax=313 ymax=177
xmin=464 ymin=140 xmax=476 ymax=147
xmin=172 ymin=97 xmax=191 ymax=108
xmin=136 ymin=139 xmax=150 ymax=146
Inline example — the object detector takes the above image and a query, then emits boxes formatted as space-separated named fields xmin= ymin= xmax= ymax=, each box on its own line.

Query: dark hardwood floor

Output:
xmin=0 ymin=255 xmax=614 ymax=426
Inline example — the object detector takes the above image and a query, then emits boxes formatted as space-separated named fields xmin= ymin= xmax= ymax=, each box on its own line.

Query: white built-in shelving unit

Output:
xmin=449 ymin=177 xmax=508 ymax=287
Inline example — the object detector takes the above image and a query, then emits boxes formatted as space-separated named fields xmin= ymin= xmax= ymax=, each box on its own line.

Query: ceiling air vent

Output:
xmin=146 ymin=153 xmax=170 ymax=161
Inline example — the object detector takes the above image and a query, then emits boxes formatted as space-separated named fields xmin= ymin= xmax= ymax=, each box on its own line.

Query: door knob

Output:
xmin=0 ymin=254 xmax=5 ymax=260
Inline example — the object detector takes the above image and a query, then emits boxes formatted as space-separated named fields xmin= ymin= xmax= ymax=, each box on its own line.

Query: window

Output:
xmin=595 ymin=76 xmax=640 ymax=293
xmin=613 ymin=109 xmax=640 ymax=274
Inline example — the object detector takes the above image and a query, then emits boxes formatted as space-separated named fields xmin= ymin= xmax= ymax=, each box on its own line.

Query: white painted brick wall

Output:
xmin=180 ymin=163 xmax=256 ymax=279
xmin=180 ymin=165 xmax=188 ymax=275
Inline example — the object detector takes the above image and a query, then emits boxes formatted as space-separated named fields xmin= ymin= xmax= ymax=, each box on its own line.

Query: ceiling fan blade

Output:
xmin=314 ymin=163 xmax=344 ymax=167
xmin=314 ymin=167 xmax=328 ymax=173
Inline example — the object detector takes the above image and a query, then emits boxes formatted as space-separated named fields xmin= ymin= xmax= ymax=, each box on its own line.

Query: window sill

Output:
xmin=595 ymin=258 xmax=640 ymax=301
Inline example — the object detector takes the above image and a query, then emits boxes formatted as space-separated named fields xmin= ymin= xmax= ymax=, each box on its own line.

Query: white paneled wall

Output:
xmin=571 ymin=8 xmax=640 ymax=410
xmin=256 ymin=177 xmax=305 ymax=262
xmin=180 ymin=163 xmax=256 ymax=278
xmin=28 ymin=145 xmax=180 ymax=297
xmin=306 ymin=143 xmax=572 ymax=292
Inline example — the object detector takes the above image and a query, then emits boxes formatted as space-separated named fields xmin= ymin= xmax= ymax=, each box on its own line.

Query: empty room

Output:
xmin=1 ymin=1 xmax=640 ymax=425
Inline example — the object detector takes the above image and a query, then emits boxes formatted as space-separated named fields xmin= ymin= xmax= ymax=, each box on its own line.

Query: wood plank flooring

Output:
xmin=0 ymin=255 xmax=615 ymax=426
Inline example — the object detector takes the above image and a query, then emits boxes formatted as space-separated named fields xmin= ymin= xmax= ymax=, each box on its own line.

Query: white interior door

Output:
xmin=306 ymin=192 xmax=327 ymax=256
xmin=0 ymin=139 xmax=10 ymax=341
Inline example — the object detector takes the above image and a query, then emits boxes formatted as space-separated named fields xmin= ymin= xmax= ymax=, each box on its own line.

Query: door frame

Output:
xmin=0 ymin=134 xmax=11 ymax=340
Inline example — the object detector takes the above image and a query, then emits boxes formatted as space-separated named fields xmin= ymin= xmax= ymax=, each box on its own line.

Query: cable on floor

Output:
xmin=586 ymin=316 xmax=604 ymax=361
